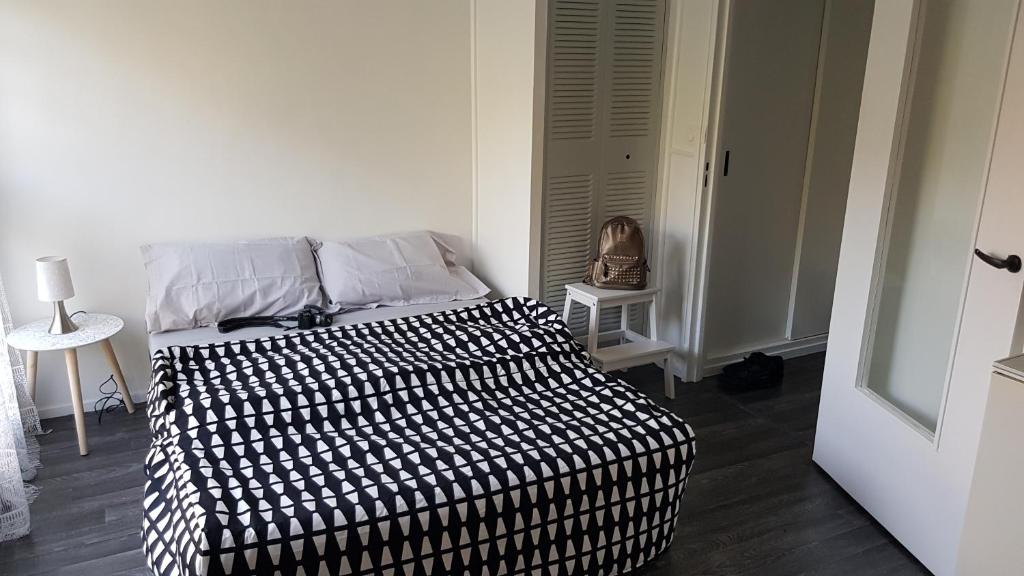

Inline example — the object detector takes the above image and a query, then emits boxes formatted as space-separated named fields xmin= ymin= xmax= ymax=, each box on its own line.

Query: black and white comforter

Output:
xmin=143 ymin=297 xmax=696 ymax=576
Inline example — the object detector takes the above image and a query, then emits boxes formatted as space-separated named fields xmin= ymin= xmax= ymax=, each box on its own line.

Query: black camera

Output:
xmin=296 ymin=305 xmax=333 ymax=330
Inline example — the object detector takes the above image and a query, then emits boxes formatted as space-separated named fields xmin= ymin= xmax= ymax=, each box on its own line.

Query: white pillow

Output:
xmin=355 ymin=230 xmax=463 ymax=267
xmin=141 ymin=237 xmax=322 ymax=333
xmin=313 ymin=232 xmax=490 ymax=309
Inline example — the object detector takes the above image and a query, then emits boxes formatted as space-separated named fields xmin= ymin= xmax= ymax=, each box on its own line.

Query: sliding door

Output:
xmin=703 ymin=0 xmax=824 ymax=362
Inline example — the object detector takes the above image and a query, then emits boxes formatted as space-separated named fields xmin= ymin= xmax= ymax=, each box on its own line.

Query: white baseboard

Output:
xmin=36 ymin=389 xmax=148 ymax=421
xmin=702 ymin=334 xmax=828 ymax=378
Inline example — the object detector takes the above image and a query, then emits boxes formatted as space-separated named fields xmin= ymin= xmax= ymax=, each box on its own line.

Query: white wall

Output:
xmin=472 ymin=0 xmax=544 ymax=299
xmin=0 ymin=1 xmax=474 ymax=418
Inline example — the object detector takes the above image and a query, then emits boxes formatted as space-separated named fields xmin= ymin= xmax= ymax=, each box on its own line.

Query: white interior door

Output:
xmin=813 ymin=1 xmax=1024 ymax=575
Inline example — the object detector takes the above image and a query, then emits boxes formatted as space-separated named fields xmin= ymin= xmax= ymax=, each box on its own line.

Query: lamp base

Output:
xmin=49 ymin=301 xmax=78 ymax=335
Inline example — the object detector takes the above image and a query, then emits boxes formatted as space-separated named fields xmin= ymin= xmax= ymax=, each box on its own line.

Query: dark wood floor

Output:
xmin=0 ymin=353 xmax=929 ymax=575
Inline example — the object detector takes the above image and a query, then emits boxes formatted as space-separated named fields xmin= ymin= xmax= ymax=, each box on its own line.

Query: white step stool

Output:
xmin=562 ymin=282 xmax=676 ymax=399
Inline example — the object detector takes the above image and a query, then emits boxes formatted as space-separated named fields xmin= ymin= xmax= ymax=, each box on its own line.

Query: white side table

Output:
xmin=562 ymin=283 xmax=677 ymax=398
xmin=7 ymin=313 xmax=137 ymax=456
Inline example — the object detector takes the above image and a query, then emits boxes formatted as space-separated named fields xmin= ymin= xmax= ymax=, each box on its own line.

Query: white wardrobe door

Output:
xmin=603 ymin=0 xmax=664 ymax=231
xmin=542 ymin=0 xmax=666 ymax=334
xmin=543 ymin=0 xmax=602 ymax=330
xmin=703 ymin=0 xmax=824 ymax=358
xmin=603 ymin=0 xmax=666 ymax=332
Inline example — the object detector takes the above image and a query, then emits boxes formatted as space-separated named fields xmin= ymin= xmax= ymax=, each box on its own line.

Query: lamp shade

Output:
xmin=36 ymin=256 xmax=75 ymax=302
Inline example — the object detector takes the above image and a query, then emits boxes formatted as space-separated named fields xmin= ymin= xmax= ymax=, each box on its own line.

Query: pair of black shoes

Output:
xmin=719 ymin=352 xmax=784 ymax=393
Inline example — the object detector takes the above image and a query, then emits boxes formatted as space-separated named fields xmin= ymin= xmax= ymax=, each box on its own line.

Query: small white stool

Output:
xmin=562 ymin=282 xmax=676 ymax=399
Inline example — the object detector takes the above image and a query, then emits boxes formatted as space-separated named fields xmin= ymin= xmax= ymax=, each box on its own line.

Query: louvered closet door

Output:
xmin=543 ymin=0 xmax=603 ymax=332
xmin=601 ymin=0 xmax=665 ymax=333
xmin=541 ymin=0 xmax=667 ymax=336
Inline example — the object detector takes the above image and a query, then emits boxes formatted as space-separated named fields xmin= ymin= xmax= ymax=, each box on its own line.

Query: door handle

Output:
xmin=974 ymin=249 xmax=1022 ymax=273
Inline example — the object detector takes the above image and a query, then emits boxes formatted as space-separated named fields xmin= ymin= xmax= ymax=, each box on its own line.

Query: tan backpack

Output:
xmin=584 ymin=216 xmax=649 ymax=290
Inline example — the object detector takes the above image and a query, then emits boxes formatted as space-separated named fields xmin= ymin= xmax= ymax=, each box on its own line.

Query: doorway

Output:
xmin=700 ymin=0 xmax=874 ymax=375
xmin=653 ymin=0 xmax=1024 ymax=572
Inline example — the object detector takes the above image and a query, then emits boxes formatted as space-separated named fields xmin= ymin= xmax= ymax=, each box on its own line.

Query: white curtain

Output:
xmin=0 ymin=273 xmax=42 ymax=541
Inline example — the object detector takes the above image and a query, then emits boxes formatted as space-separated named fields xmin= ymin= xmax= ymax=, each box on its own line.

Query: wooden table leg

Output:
xmin=25 ymin=350 xmax=38 ymax=401
xmin=64 ymin=348 xmax=88 ymax=456
xmin=99 ymin=339 xmax=136 ymax=414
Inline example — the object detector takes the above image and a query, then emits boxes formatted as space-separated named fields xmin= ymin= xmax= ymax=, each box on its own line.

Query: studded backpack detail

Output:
xmin=584 ymin=216 xmax=649 ymax=290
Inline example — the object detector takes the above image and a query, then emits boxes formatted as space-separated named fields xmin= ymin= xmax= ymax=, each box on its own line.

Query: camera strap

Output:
xmin=217 ymin=305 xmax=354 ymax=334
xmin=217 ymin=315 xmax=293 ymax=334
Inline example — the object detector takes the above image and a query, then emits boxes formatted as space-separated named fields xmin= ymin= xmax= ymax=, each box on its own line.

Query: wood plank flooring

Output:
xmin=0 ymin=352 xmax=930 ymax=575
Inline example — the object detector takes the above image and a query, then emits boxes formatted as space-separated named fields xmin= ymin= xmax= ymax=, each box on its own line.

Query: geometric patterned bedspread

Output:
xmin=142 ymin=297 xmax=696 ymax=576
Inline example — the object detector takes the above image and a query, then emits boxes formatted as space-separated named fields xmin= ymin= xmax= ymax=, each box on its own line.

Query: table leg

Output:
xmin=620 ymin=303 xmax=629 ymax=344
xmin=587 ymin=303 xmax=601 ymax=354
xmin=99 ymin=339 xmax=136 ymax=414
xmin=648 ymin=297 xmax=659 ymax=341
xmin=663 ymin=356 xmax=676 ymax=399
xmin=25 ymin=350 xmax=38 ymax=401
xmin=64 ymin=349 xmax=88 ymax=456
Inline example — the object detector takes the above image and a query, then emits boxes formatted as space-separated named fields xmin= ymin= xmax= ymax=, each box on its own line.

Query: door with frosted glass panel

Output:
xmin=813 ymin=1 xmax=1024 ymax=575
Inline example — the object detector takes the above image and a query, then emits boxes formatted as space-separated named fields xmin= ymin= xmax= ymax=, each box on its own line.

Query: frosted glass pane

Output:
xmin=864 ymin=0 xmax=1015 ymax=433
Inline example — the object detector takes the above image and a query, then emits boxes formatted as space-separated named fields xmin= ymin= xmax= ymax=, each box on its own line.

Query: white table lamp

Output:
xmin=36 ymin=256 xmax=78 ymax=334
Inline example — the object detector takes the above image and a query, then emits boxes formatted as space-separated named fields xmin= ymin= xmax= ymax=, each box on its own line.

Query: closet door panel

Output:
xmin=600 ymin=0 xmax=666 ymax=334
xmin=606 ymin=0 xmax=665 ymax=141
xmin=601 ymin=0 xmax=665 ymax=223
xmin=543 ymin=174 xmax=596 ymax=331
xmin=543 ymin=0 xmax=604 ymax=332
xmin=703 ymin=0 xmax=824 ymax=357
xmin=542 ymin=0 xmax=666 ymax=337
xmin=602 ymin=169 xmax=654 ymax=332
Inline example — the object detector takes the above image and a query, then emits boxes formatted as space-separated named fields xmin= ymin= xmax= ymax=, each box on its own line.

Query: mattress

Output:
xmin=142 ymin=297 xmax=696 ymax=576
xmin=147 ymin=299 xmax=488 ymax=354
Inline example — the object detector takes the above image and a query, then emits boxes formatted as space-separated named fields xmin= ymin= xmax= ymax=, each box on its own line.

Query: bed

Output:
xmin=142 ymin=297 xmax=696 ymax=576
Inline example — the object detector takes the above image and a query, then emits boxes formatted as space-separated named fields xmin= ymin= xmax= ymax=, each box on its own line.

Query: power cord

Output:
xmin=69 ymin=310 xmax=127 ymax=424
xmin=93 ymin=374 xmax=125 ymax=424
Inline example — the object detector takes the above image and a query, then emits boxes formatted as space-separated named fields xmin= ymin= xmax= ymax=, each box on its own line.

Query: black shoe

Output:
xmin=718 ymin=352 xmax=784 ymax=393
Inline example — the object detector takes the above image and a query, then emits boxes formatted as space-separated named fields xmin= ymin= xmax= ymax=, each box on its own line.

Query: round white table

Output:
xmin=7 ymin=313 xmax=136 ymax=456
